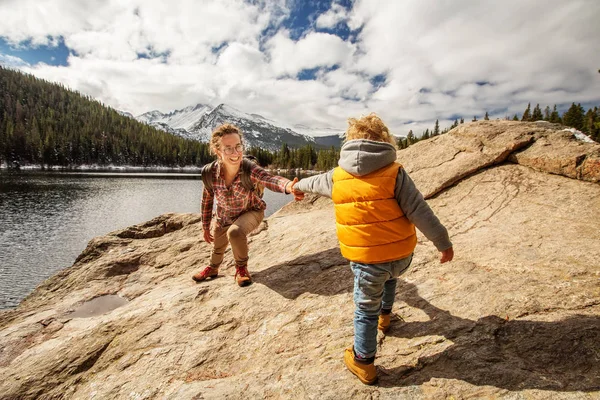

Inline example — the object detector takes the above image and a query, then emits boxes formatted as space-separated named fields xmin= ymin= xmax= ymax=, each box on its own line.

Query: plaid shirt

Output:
xmin=201 ymin=161 xmax=291 ymax=232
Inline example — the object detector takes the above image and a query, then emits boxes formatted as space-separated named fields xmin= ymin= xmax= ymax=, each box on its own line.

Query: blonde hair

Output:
xmin=345 ymin=113 xmax=397 ymax=149
xmin=210 ymin=123 xmax=244 ymax=155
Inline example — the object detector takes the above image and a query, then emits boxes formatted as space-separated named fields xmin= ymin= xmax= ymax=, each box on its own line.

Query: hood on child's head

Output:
xmin=338 ymin=139 xmax=398 ymax=177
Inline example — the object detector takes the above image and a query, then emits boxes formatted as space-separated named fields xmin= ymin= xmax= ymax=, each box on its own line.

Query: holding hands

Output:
xmin=286 ymin=177 xmax=305 ymax=201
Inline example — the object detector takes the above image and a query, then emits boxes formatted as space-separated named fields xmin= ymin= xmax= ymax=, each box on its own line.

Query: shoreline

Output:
xmin=0 ymin=163 xmax=323 ymax=175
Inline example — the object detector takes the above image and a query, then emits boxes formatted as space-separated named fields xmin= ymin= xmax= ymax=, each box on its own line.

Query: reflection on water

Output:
xmin=0 ymin=171 xmax=294 ymax=309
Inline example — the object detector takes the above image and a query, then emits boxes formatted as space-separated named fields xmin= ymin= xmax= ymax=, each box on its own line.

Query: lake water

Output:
xmin=0 ymin=171 xmax=293 ymax=309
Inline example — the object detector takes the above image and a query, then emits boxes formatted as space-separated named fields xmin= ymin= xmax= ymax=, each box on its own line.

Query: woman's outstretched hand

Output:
xmin=288 ymin=177 xmax=304 ymax=201
xmin=203 ymin=229 xmax=214 ymax=244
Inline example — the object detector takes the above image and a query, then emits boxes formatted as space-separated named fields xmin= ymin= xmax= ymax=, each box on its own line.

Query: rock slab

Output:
xmin=0 ymin=121 xmax=599 ymax=399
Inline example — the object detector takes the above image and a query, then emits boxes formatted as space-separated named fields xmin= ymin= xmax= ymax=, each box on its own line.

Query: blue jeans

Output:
xmin=351 ymin=254 xmax=413 ymax=359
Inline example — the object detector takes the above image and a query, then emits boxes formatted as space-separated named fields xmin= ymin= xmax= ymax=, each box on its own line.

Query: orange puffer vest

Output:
xmin=332 ymin=162 xmax=417 ymax=264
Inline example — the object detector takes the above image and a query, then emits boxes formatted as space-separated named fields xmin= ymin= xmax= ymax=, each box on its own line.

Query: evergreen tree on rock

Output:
xmin=550 ymin=105 xmax=562 ymax=124
xmin=562 ymin=103 xmax=585 ymax=131
xmin=521 ymin=103 xmax=532 ymax=121
xmin=532 ymin=104 xmax=544 ymax=121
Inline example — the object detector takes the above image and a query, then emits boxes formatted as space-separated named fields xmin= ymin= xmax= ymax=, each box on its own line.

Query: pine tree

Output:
xmin=521 ymin=103 xmax=531 ymax=121
xmin=433 ymin=119 xmax=439 ymax=136
xmin=472 ymin=116 xmax=478 ymax=122
xmin=583 ymin=107 xmax=598 ymax=136
xmin=532 ymin=104 xmax=543 ymax=121
xmin=484 ymin=111 xmax=489 ymax=120
xmin=406 ymin=130 xmax=415 ymax=145
xmin=544 ymin=106 xmax=551 ymax=121
xmin=591 ymin=107 xmax=600 ymax=142
xmin=549 ymin=105 xmax=561 ymax=123
xmin=513 ymin=114 xmax=519 ymax=121
xmin=562 ymin=103 xmax=585 ymax=130
xmin=460 ymin=117 xmax=464 ymax=124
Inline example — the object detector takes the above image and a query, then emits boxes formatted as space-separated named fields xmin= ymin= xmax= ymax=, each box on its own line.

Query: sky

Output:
xmin=1 ymin=0 xmax=599 ymax=137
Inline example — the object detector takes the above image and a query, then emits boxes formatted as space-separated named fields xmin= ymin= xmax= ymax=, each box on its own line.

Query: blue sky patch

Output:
xmin=370 ymin=73 xmax=387 ymax=90
xmin=283 ymin=0 xmax=355 ymax=40
xmin=283 ymin=0 xmax=334 ymax=40
xmin=0 ymin=36 xmax=69 ymax=66
xmin=297 ymin=64 xmax=340 ymax=81
xmin=297 ymin=67 xmax=321 ymax=80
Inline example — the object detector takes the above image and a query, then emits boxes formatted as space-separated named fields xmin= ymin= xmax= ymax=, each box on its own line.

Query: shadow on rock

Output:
xmin=253 ymin=247 xmax=351 ymax=299
xmin=380 ymin=281 xmax=600 ymax=392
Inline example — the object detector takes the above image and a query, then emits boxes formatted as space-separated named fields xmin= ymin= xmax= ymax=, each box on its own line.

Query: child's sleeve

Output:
xmin=294 ymin=170 xmax=335 ymax=198
xmin=395 ymin=169 xmax=452 ymax=251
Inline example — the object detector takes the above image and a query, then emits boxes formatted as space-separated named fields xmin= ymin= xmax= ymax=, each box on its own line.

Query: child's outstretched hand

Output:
xmin=440 ymin=247 xmax=454 ymax=263
xmin=289 ymin=177 xmax=305 ymax=201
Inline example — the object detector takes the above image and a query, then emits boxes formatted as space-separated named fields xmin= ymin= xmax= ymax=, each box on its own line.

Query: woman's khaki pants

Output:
xmin=209 ymin=210 xmax=264 ymax=268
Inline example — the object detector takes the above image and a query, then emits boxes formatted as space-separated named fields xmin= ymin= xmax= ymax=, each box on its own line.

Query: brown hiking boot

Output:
xmin=234 ymin=265 xmax=252 ymax=287
xmin=378 ymin=313 xmax=391 ymax=333
xmin=343 ymin=347 xmax=377 ymax=385
xmin=192 ymin=266 xmax=219 ymax=282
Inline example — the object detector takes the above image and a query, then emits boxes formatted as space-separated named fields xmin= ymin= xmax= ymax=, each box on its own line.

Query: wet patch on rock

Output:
xmin=66 ymin=295 xmax=129 ymax=319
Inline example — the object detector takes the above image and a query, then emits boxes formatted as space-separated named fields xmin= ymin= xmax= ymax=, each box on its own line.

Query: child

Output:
xmin=293 ymin=113 xmax=454 ymax=384
xmin=192 ymin=123 xmax=301 ymax=287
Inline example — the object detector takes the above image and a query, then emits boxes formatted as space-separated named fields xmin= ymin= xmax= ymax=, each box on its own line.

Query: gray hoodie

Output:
xmin=294 ymin=139 xmax=452 ymax=253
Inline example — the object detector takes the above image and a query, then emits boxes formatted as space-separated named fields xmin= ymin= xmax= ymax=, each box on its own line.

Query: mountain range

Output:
xmin=134 ymin=103 xmax=344 ymax=151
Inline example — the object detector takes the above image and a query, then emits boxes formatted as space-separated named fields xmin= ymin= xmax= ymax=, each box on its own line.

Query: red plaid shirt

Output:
xmin=201 ymin=161 xmax=291 ymax=232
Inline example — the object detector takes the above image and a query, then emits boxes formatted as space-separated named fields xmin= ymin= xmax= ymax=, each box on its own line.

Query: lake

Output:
xmin=0 ymin=170 xmax=293 ymax=309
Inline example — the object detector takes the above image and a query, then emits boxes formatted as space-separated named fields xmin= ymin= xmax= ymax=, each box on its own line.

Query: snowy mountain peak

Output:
xmin=136 ymin=110 xmax=165 ymax=124
xmin=135 ymin=103 xmax=343 ymax=151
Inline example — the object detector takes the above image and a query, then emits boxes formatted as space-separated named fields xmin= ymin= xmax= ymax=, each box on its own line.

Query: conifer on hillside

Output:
xmin=0 ymin=66 xmax=211 ymax=167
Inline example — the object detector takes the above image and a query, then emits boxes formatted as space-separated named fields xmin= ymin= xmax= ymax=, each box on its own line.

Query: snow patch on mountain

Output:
xmin=136 ymin=104 xmax=212 ymax=131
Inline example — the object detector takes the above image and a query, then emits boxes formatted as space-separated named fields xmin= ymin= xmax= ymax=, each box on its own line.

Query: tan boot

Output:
xmin=192 ymin=266 xmax=219 ymax=282
xmin=234 ymin=265 xmax=252 ymax=287
xmin=378 ymin=313 xmax=391 ymax=333
xmin=343 ymin=347 xmax=377 ymax=385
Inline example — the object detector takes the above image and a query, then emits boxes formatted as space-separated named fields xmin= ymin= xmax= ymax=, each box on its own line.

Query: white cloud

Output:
xmin=345 ymin=0 xmax=600 ymax=134
xmin=1 ymin=0 xmax=599 ymax=137
xmin=0 ymin=54 xmax=31 ymax=69
xmin=266 ymin=30 xmax=356 ymax=76
xmin=315 ymin=2 xmax=348 ymax=29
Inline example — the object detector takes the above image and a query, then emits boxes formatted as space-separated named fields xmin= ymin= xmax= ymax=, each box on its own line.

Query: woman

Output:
xmin=192 ymin=123 xmax=300 ymax=287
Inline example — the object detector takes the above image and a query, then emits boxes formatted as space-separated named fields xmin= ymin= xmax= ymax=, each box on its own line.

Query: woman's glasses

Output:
xmin=223 ymin=144 xmax=244 ymax=155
